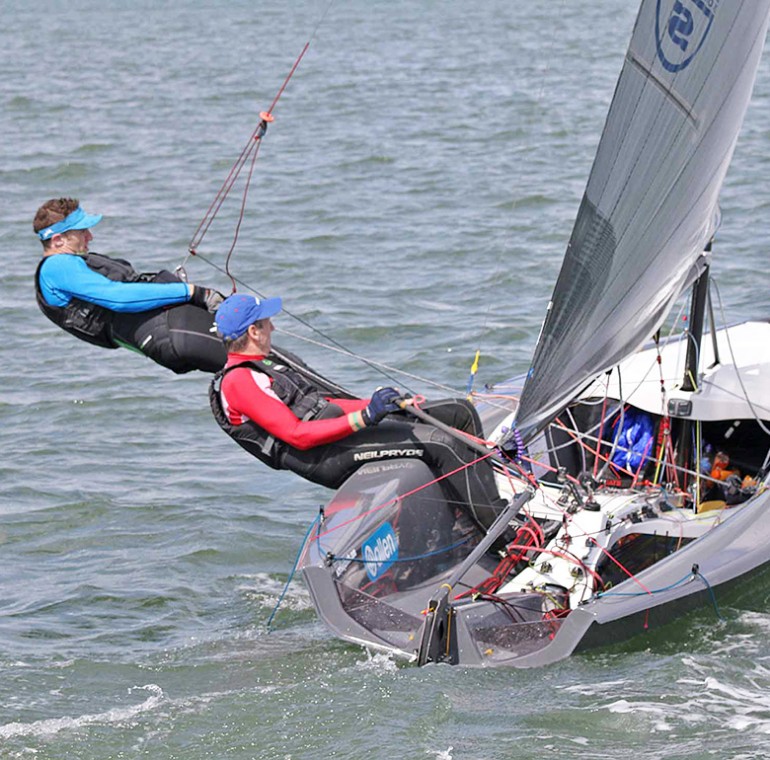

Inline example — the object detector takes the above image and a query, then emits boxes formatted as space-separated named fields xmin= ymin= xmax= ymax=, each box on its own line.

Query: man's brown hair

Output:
xmin=33 ymin=197 xmax=80 ymax=234
xmin=224 ymin=332 xmax=252 ymax=353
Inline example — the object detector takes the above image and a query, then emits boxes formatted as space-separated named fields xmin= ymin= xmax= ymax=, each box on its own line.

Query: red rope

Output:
xmin=553 ymin=416 xmax=638 ymax=480
xmin=266 ymin=42 xmax=310 ymax=115
xmin=188 ymin=42 xmax=313 ymax=290
xmin=310 ymin=450 xmax=496 ymax=543
xmin=631 ymin=436 xmax=653 ymax=487
xmin=588 ymin=536 xmax=652 ymax=594
xmin=222 ymin=138 xmax=263 ymax=293
xmin=467 ymin=541 xmax=606 ymax=593
xmin=188 ymin=126 xmax=261 ymax=255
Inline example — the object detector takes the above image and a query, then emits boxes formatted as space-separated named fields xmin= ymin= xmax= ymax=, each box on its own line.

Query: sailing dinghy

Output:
xmin=297 ymin=0 xmax=770 ymax=667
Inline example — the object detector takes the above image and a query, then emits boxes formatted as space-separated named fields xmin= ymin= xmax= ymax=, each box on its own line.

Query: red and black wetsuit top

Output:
xmin=209 ymin=351 xmax=366 ymax=469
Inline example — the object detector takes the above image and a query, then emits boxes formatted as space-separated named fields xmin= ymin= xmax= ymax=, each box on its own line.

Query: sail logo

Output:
xmin=362 ymin=522 xmax=399 ymax=581
xmin=655 ymin=0 xmax=716 ymax=73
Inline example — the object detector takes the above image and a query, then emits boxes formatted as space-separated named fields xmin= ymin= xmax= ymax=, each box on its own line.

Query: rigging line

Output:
xmin=216 ymin=32 xmax=323 ymax=289
xmin=312 ymin=451 xmax=497 ymax=544
xmin=587 ymin=536 xmax=652 ymax=595
xmin=550 ymin=416 xmax=723 ymax=488
xmin=187 ymin=130 xmax=259 ymax=258
xmin=222 ymin=139 xmax=263 ymax=293
xmin=652 ymin=319 xmax=676 ymax=484
xmin=188 ymin=245 xmax=523 ymax=403
xmin=541 ymin=303 xmax=693 ymax=475
xmin=184 ymin=0 xmax=336 ymax=271
xmin=597 ymin=366 xmax=624 ymax=481
xmin=683 ymin=329 xmax=701 ymax=387
xmin=266 ymin=513 xmax=320 ymax=631
xmin=586 ymin=296 xmax=687 ymax=396
xmin=534 ymin=0 xmax=571 ymax=102
xmin=700 ymin=570 xmax=727 ymax=621
xmin=552 ymin=416 xmax=637 ymax=482
xmin=593 ymin=371 xmax=612 ymax=479
xmin=596 ymin=570 xmax=698 ymax=598
xmin=276 ymin=326 xmax=457 ymax=397
xmin=334 ymin=537 xmax=474 ymax=567
xmin=631 ymin=435 xmax=653 ymax=488
xmin=563 ymin=404 xmax=587 ymax=473
xmin=711 ymin=278 xmax=770 ymax=439
xmin=176 ymin=247 xmax=415 ymax=391
xmin=574 ymin=309 xmax=688 ymax=420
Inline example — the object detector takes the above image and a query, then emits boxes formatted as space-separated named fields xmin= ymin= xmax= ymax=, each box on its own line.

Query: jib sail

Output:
xmin=516 ymin=0 xmax=770 ymax=438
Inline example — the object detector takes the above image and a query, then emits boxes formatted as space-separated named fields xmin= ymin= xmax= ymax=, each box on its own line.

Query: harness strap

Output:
xmin=211 ymin=354 xmax=342 ymax=467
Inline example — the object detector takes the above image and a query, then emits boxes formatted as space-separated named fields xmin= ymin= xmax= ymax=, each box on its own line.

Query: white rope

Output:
xmin=711 ymin=279 xmax=770 ymax=439
xmin=275 ymin=326 xmax=464 ymax=397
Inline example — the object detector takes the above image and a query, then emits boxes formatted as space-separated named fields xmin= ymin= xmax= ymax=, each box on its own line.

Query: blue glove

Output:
xmin=362 ymin=387 xmax=402 ymax=426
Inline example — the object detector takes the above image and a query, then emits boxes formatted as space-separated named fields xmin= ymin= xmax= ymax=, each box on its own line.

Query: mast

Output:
xmin=707 ymin=286 xmax=721 ymax=368
xmin=674 ymin=252 xmax=711 ymax=477
xmin=682 ymin=254 xmax=711 ymax=394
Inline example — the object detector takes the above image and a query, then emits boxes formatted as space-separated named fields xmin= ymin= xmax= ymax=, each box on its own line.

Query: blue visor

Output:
xmin=38 ymin=206 xmax=103 ymax=241
xmin=215 ymin=294 xmax=283 ymax=341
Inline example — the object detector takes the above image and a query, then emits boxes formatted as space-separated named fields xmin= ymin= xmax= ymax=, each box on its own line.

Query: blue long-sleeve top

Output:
xmin=38 ymin=254 xmax=193 ymax=312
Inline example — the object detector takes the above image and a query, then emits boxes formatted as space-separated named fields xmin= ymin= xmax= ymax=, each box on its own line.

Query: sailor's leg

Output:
xmin=414 ymin=421 xmax=503 ymax=529
xmin=418 ymin=398 xmax=484 ymax=436
xmin=164 ymin=305 xmax=226 ymax=373
xmin=113 ymin=305 xmax=226 ymax=374
xmin=280 ymin=419 xmax=503 ymax=528
xmin=279 ymin=421 xmax=413 ymax=488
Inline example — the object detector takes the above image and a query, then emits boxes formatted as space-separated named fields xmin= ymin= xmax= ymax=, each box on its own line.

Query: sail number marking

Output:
xmin=655 ymin=0 xmax=717 ymax=73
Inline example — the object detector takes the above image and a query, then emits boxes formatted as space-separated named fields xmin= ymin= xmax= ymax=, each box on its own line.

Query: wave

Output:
xmin=0 ymin=684 xmax=164 ymax=740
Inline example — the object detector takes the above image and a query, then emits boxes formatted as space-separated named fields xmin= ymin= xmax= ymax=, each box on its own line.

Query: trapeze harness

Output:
xmin=211 ymin=357 xmax=507 ymax=529
xmin=34 ymin=253 xmax=225 ymax=373
xmin=209 ymin=352 xmax=347 ymax=469
xmin=34 ymin=252 xmax=147 ymax=349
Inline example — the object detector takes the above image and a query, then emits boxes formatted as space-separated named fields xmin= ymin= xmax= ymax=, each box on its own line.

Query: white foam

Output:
xmin=0 ymin=684 xmax=164 ymax=740
xmin=426 ymin=747 xmax=453 ymax=759
xmin=607 ymin=668 xmax=770 ymax=736
xmin=562 ymin=678 xmax=631 ymax=696
xmin=356 ymin=649 xmax=399 ymax=674
xmin=605 ymin=699 xmax=674 ymax=732
xmin=237 ymin=572 xmax=313 ymax=612
xmin=737 ymin=610 xmax=770 ymax=633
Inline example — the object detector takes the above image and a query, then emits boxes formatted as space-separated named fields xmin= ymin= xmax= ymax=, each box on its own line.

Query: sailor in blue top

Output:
xmin=33 ymin=197 xmax=227 ymax=373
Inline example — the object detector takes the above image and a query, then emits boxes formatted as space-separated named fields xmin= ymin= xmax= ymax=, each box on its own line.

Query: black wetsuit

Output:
xmin=211 ymin=354 xmax=504 ymax=529
xmin=35 ymin=253 xmax=226 ymax=374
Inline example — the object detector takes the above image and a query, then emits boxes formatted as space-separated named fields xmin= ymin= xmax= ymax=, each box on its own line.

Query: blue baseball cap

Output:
xmin=38 ymin=206 xmax=103 ymax=241
xmin=215 ymin=293 xmax=283 ymax=340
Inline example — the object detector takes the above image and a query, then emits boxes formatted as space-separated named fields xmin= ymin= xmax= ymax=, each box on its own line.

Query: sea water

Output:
xmin=2 ymin=1 xmax=770 ymax=758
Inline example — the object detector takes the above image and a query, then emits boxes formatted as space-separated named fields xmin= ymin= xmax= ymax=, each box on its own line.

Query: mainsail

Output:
xmin=515 ymin=0 xmax=770 ymax=438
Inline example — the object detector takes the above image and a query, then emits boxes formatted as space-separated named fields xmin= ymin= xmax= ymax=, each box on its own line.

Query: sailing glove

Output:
xmin=191 ymin=285 xmax=226 ymax=313
xmin=362 ymin=387 xmax=401 ymax=426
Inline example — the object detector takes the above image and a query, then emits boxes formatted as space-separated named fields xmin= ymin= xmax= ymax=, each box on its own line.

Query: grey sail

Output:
xmin=515 ymin=0 xmax=770 ymax=438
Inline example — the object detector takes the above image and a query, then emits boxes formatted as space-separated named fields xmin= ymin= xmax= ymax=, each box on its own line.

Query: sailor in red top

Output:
xmin=220 ymin=351 xmax=373 ymax=449
xmin=209 ymin=294 xmax=505 ymax=529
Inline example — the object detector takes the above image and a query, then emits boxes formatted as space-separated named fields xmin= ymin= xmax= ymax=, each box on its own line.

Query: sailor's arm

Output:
xmin=224 ymin=371 xmax=369 ymax=450
xmin=38 ymin=254 xmax=193 ymax=312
